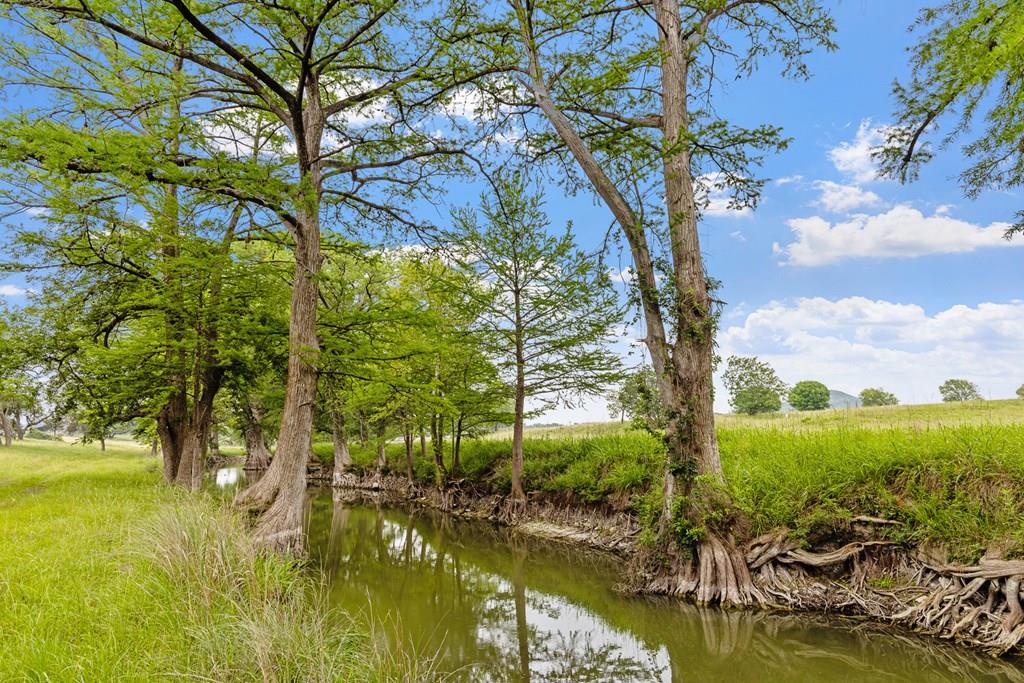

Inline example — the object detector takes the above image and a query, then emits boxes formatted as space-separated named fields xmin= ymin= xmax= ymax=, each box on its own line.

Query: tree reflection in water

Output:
xmin=306 ymin=492 xmax=1024 ymax=683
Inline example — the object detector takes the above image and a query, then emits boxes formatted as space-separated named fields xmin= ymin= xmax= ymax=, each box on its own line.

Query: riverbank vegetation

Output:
xmin=327 ymin=399 xmax=1024 ymax=563
xmin=0 ymin=441 xmax=423 ymax=681
xmin=0 ymin=0 xmax=1022 ymax=665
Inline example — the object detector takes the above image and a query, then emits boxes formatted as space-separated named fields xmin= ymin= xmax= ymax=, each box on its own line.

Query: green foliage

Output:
xmin=733 ymin=386 xmax=782 ymax=415
xmin=450 ymin=174 xmax=624 ymax=410
xmin=722 ymin=356 xmax=787 ymax=413
xmin=1016 ymin=384 xmax=1024 ymax=400
xmin=877 ymin=1 xmax=1024 ymax=236
xmin=939 ymin=378 xmax=982 ymax=402
xmin=787 ymin=381 xmax=830 ymax=411
xmin=859 ymin=387 xmax=900 ymax=407
xmin=610 ymin=366 xmax=667 ymax=430
xmin=331 ymin=399 xmax=1024 ymax=562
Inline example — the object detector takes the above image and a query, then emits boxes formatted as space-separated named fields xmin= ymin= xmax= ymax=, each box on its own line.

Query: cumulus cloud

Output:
xmin=828 ymin=120 xmax=890 ymax=183
xmin=715 ymin=296 xmax=1024 ymax=411
xmin=775 ymin=205 xmax=1017 ymax=266
xmin=774 ymin=174 xmax=803 ymax=186
xmin=812 ymin=180 xmax=881 ymax=212
xmin=0 ymin=284 xmax=27 ymax=297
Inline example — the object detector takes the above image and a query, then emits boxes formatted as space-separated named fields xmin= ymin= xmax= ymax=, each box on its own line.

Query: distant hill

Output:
xmin=781 ymin=388 xmax=861 ymax=412
xmin=829 ymin=390 xmax=862 ymax=409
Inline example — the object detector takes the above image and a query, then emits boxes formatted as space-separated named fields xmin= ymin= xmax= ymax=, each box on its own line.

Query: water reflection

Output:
xmin=214 ymin=466 xmax=241 ymax=487
xmin=307 ymin=492 xmax=1024 ymax=682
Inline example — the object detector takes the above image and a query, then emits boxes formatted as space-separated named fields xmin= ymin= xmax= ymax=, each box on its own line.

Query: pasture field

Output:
xmin=0 ymin=440 xmax=410 ymax=682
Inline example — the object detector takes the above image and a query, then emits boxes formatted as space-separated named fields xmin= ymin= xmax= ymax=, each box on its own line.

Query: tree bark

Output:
xmin=374 ymin=422 xmax=387 ymax=474
xmin=403 ymin=427 xmax=415 ymax=485
xmin=452 ymin=414 xmax=464 ymax=479
xmin=13 ymin=410 xmax=25 ymax=440
xmin=208 ymin=417 xmax=221 ymax=460
xmin=511 ymin=380 xmax=526 ymax=503
xmin=331 ymin=409 xmax=351 ymax=480
xmin=234 ymin=80 xmax=325 ymax=553
xmin=431 ymin=413 xmax=447 ymax=487
xmin=241 ymin=402 xmax=272 ymax=470
xmin=0 ymin=410 xmax=14 ymax=447
xmin=512 ymin=0 xmax=753 ymax=603
xmin=233 ymin=215 xmax=321 ymax=551
xmin=510 ymin=281 xmax=527 ymax=504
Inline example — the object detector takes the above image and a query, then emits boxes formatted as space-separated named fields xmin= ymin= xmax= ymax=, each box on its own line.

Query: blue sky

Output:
xmin=538 ymin=1 xmax=1023 ymax=419
xmin=1 ymin=1 xmax=1020 ymax=420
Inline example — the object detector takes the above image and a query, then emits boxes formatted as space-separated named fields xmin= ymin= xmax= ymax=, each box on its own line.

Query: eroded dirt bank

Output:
xmin=323 ymin=470 xmax=1024 ymax=658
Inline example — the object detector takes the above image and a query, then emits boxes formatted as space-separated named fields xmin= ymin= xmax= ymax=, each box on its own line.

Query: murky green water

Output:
xmin=300 ymin=488 xmax=1024 ymax=683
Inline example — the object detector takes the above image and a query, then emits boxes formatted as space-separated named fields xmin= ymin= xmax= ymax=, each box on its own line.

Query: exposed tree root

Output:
xmin=646 ymin=533 xmax=766 ymax=607
xmin=745 ymin=535 xmax=1024 ymax=656
xmin=327 ymin=473 xmax=1024 ymax=656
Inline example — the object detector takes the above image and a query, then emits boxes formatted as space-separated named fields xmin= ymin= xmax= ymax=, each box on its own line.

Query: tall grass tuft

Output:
xmin=143 ymin=497 xmax=434 ymax=682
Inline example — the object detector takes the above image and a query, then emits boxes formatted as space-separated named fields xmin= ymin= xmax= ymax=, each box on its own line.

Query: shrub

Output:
xmin=859 ymin=387 xmax=899 ymax=407
xmin=1016 ymin=384 xmax=1024 ymax=400
xmin=733 ymin=386 xmax=782 ymax=415
xmin=939 ymin=378 xmax=981 ymax=402
xmin=788 ymin=380 xmax=830 ymax=411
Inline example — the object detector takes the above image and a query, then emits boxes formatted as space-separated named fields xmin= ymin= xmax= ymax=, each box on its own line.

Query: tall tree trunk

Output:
xmin=419 ymin=426 xmax=426 ymax=460
xmin=357 ymin=412 xmax=369 ymax=447
xmin=403 ymin=427 xmax=415 ymax=485
xmin=374 ymin=422 xmax=387 ymax=474
xmin=233 ymin=217 xmax=320 ymax=551
xmin=242 ymin=403 xmax=272 ymax=470
xmin=13 ymin=410 xmax=25 ymax=440
xmin=99 ymin=437 xmax=106 ymax=452
xmin=330 ymin=409 xmax=351 ymax=482
xmin=511 ymin=378 xmax=526 ymax=503
xmin=511 ymin=286 xmax=527 ymax=504
xmin=452 ymin=414 xmax=464 ymax=479
xmin=156 ymin=409 xmax=183 ymax=483
xmin=234 ymin=83 xmax=325 ymax=553
xmin=208 ymin=417 xmax=221 ymax=460
xmin=514 ymin=0 xmax=751 ymax=604
xmin=431 ymin=413 xmax=447 ymax=488
xmin=1 ymin=410 xmax=14 ymax=447
xmin=653 ymin=0 xmax=723 ymax=512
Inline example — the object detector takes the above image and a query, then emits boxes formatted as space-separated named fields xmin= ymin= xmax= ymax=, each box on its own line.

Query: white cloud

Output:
xmin=828 ymin=120 xmax=890 ymax=183
xmin=0 ymin=284 xmax=27 ymax=297
xmin=776 ymin=205 xmax=1017 ymax=266
xmin=700 ymin=173 xmax=752 ymax=218
xmin=729 ymin=230 xmax=747 ymax=242
xmin=716 ymin=297 xmax=1024 ymax=411
xmin=774 ymin=174 xmax=804 ymax=186
xmin=812 ymin=180 xmax=881 ymax=212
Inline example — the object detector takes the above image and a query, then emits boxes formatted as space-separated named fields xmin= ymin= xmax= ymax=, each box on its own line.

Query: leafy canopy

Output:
xmin=877 ymin=1 xmax=1024 ymax=236
xmin=788 ymin=381 xmax=830 ymax=411
xmin=939 ymin=378 xmax=982 ymax=402
xmin=722 ymin=355 xmax=787 ymax=412
xmin=859 ymin=387 xmax=899 ymax=407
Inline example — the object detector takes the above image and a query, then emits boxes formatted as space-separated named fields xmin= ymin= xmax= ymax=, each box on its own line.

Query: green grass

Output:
xmin=0 ymin=440 xmax=423 ymax=682
xmin=325 ymin=400 xmax=1024 ymax=562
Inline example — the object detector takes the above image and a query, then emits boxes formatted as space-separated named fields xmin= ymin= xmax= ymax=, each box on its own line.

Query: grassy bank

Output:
xmin=326 ymin=400 xmax=1024 ymax=562
xmin=0 ymin=440 xmax=416 ymax=682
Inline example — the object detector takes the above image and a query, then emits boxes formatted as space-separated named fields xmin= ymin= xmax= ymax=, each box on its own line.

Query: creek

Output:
xmin=215 ymin=468 xmax=1023 ymax=681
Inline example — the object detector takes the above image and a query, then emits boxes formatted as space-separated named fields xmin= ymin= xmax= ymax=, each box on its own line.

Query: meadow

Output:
xmin=334 ymin=399 xmax=1024 ymax=562
xmin=0 ymin=440 xmax=419 ymax=682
